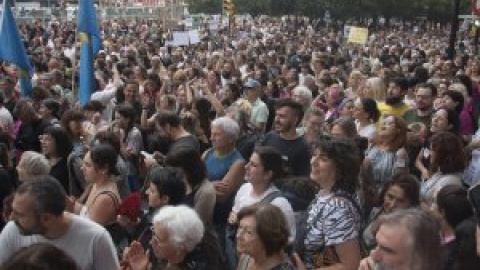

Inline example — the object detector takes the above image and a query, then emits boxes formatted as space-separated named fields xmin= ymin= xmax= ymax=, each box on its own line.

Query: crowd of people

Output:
xmin=1 ymin=14 xmax=480 ymax=270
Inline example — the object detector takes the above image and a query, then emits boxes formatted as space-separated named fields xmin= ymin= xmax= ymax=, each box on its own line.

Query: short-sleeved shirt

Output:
xmin=232 ymin=183 xmax=296 ymax=241
xmin=260 ymin=131 xmax=311 ymax=176
xmin=302 ymin=191 xmax=362 ymax=269
xmin=168 ymin=135 xmax=200 ymax=154
xmin=0 ymin=215 xmax=120 ymax=270
xmin=402 ymin=109 xmax=432 ymax=129
xmin=377 ymin=102 xmax=410 ymax=123
xmin=250 ymin=98 xmax=269 ymax=128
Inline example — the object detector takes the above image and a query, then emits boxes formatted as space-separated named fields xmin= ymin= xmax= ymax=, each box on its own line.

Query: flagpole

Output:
xmin=72 ymin=28 xmax=77 ymax=105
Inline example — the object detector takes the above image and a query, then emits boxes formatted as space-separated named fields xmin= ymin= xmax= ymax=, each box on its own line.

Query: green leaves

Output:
xmin=186 ymin=0 xmax=470 ymax=23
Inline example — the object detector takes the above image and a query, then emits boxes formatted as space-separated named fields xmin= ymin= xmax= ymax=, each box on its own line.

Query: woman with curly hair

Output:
xmin=297 ymin=138 xmax=362 ymax=270
xmin=365 ymin=115 xmax=409 ymax=192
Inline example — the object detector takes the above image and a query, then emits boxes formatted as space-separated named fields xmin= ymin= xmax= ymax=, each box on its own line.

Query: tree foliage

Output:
xmin=185 ymin=0 xmax=470 ymax=23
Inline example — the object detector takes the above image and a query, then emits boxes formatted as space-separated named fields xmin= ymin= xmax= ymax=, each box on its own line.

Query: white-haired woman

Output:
xmin=292 ymin=86 xmax=313 ymax=111
xmin=16 ymin=151 xmax=50 ymax=182
xmin=202 ymin=116 xmax=246 ymax=268
xmin=125 ymin=205 xmax=206 ymax=270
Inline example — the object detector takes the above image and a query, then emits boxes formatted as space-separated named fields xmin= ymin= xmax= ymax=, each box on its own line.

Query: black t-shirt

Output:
xmin=236 ymin=131 xmax=258 ymax=161
xmin=50 ymin=157 xmax=70 ymax=193
xmin=14 ymin=118 xmax=51 ymax=152
xmin=260 ymin=131 xmax=311 ymax=176
xmin=168 ymin=135 xmax=200 ymax=154
xmin=0 ymin=167 xmax=14 ymax=229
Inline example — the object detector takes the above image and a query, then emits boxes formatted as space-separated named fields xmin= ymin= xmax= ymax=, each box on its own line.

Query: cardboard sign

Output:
xmin=348 ymin=26 xmax=368 ymax=44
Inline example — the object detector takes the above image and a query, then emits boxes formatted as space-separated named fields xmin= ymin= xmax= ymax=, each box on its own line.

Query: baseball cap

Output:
xmin=243 ymin=79 xmax=260 ymax=89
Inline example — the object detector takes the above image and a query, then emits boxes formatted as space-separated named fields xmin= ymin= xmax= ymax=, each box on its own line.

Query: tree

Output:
xmin=185 ymin=0 xmax=470 ymax=23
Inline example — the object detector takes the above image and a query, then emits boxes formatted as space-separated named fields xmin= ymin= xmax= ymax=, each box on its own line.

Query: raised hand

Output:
xmin=126 ymin=241 xmax=150 ymax=270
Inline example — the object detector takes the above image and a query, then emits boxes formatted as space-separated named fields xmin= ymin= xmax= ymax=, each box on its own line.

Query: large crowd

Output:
xmin=1 ymin=15 xmax=480 ymax=270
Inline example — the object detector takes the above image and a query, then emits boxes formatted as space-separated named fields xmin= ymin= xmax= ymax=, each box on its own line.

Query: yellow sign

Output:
xmin=348 ymin=27 xmax=369 ymax=44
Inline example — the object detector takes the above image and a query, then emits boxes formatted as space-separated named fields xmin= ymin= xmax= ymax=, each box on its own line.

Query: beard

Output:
xmin=274 ymin=121 xmax=293 ymax=133
xmin=2 ymin=88 xmax=13 ymax=97
xmin=385 ymin=96 xmax=403 ymax=106
xmin=221 ymin=71 xmax=231 ymax=78
xmin=15 ymin=220 xmax=47 ymax=236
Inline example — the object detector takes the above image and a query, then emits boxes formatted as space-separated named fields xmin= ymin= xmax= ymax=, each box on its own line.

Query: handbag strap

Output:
xmin=259 ymin=190 xmax=282 ymax=205
xmin=93 ymin=190 xmax=120 ymax=209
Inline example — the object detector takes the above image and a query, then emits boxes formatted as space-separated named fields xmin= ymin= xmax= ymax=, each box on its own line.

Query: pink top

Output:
xmin=460 ymin=99 xmax=475 ymax=135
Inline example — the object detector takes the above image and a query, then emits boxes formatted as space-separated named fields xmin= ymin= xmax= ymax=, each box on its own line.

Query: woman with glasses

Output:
xmin=226 ymin=146 xmax=296 ymax=269
xmin=41 ymin=126 xmax=73 ymax=193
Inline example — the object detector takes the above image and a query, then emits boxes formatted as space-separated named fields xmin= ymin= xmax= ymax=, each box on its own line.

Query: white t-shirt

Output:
xmin=356 ymin=120 xmax=377 ymax=141
xmin=232 ymin=183 xmax=296 ymax=241
xmin=0 ymin=214 xmax=120 ymax=270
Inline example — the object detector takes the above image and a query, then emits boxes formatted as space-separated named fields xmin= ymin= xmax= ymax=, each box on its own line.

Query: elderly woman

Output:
xmin=298 ymin=138 xmax=362 ymax=270
xmin=236 ymin=204 xmax=296 ymax=270
xmin=365 ymin=115 xmax=409 ymax=191
xmin=118 ymin=166 xmax=186 ymax=264
xmin=16 ymin=151 xmax=50 ymax=182
xmin=362 ymin=173 xmax=420 ymax=252
xmin=226 ymin=146 xmax=296 ymax=269
xmin=203 ymin=116 xmax=246 ymax=266
xmin=292 ymin=86 xmax=313 ymax=111
xmin=165 ymin=147 xmax=221 ymax=269
xmin=125 ymin=205 xmax=206 ymax=270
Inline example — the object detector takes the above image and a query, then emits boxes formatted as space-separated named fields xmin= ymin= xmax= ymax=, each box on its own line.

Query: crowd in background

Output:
xmin=1 ymin=15 xmax=480 ymax=270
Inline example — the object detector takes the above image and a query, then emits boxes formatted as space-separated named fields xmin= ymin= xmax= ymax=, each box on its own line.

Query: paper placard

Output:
xmin=347 ymin=27 xmax=368 ymax=44
xmin=172 ymin=31 xmax=190 ymax=46
xmin=188 ymin=30 xmax=200 ymax=44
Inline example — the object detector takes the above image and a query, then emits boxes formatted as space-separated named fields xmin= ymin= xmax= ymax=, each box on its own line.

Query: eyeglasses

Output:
xmin=150 ymin=226 xmax=163 ymax=245
xmin=415 ymin=95 xmax=432 ymax=100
